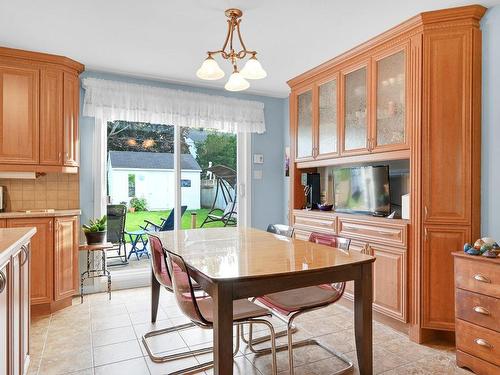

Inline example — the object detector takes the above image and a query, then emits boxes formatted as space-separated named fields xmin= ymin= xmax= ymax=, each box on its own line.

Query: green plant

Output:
xmin=82 ymin=215 xmax=107 ymax=233
xmin=130 ymin=197 xmax=147 ymax=211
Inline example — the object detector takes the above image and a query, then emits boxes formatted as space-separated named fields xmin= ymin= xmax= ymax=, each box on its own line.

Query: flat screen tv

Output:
xmin=333 ymin=166 xmax=390 ymax=216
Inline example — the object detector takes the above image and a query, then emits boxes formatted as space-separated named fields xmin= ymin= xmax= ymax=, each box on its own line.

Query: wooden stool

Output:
xmin=79 ymin=242 xmax=114 ymax=303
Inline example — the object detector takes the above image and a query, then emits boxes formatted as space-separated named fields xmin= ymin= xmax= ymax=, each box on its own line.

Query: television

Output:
xmin=333 ymin=166 xmax=391 ymax=216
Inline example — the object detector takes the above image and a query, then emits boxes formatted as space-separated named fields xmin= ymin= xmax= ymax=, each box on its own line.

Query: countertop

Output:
xmin=0 ymin=227 xmax=37 ymax=266
xmin=0 ymin=209 xmax=81 ymax=219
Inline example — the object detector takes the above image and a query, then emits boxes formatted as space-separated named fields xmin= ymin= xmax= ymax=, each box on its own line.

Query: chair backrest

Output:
xmin=149 ymin=235 xmax=172 ymax=290
xmin=267 ymin=224 xmax=294 ymax=238
xmin=160 ymin=206 xmax=188 ymax=231
xmin=308 ymin=232 xmax=351 ymax=251
xmin=107 ymin=205 xmax=127 ymax=244
xmin=163 ymin=248 xmax=209 ymax=326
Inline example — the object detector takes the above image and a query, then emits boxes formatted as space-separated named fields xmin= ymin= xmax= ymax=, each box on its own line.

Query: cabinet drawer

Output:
xmin=338 ymin=217 xmax=407 ymax=247
xmin=294 ymin=229 xmax=312 ymax=241
xmin=456 ymin=319 xmax=500 ymax=367
xmin=293 ymin=212 xmax=336 ymax=234
xmin=456 ymin=289 xmax=500 ymax=332
xmin=455 ymin=257 xmax=500 ymax=299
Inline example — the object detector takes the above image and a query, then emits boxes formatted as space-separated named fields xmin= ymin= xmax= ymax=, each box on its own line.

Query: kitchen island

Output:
xmin=0 ymin=227 xmax=36 ymax=375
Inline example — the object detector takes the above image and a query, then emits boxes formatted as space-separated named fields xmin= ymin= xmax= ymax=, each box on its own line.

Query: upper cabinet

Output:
xmin=318 ymin=78 xmax=338 ymax=157
xmin=0 ymin=47 xmax=84 ymax=172
xmin=296 ymin=88 xmax=313 ymax=160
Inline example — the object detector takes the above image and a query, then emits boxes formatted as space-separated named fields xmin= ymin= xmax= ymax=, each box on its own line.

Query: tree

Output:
xmin=195 ymin=132 xmax=237 ymax=173
xmin=107 ymin=121 xmax=190 ymax=153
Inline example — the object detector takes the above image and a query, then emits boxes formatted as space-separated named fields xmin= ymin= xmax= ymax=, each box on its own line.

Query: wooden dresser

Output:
xmin=453 ymin=253 xmax=500 ymax=374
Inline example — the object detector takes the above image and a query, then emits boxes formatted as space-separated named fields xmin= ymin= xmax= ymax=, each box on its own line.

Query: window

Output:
xmin=128 ymin=174 xmax=136 ymax=197
xmin=181 ymin=179 xmax=191 ymax=187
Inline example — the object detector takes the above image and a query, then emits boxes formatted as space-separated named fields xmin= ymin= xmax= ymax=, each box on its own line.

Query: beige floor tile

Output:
xmin=92 ymin=325 xmax=137 ymax=347
xmin=91 ymin=312 xmax=131 ymax=332
xmin=93 ymin=339 xmax=143 ymax=367
xmin=129 ymin=308 xmax=169 ymax=324
xmin=38 ymin=349 xmax=93 ymax=375
xmin=94 ymin=357 xmax=150 ymax=375
xmin=139 ymin=330 xmax=187 ymax=356
xmin=179 ymin=326 xmax=214 ymax=347
xmin=203 ymin=355 xmax=262 ymax=375
xmin=145 ymin=354 xmax=200 ymax=375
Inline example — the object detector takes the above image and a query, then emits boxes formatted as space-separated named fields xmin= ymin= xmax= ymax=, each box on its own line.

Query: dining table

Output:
xmin=153 ymin=227 xmax=376 ymax=375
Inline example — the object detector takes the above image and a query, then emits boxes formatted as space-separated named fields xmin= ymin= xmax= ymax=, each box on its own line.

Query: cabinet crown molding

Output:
xmin=0 ymin=46 xmax=84 ymax=73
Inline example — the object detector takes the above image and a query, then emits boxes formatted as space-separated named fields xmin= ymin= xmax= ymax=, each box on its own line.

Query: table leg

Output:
xmin=151 ymin=270 xmax=160 ymax=323
xmin=213 ymin=282 xmax=233 ymax=375
xmin=354 ymin=262 xmax=373 ymax=375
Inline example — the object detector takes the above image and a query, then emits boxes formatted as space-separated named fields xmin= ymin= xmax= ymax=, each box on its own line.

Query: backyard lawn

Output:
xmin=125 ymin=208 xmax=226 ymax=233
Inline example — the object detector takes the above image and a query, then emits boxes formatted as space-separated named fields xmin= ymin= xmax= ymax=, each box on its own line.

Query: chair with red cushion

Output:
xmin=164 ymin=246 xmax=278 ymax=374
xmin=246 ymin=232 xmax=354 ymax=375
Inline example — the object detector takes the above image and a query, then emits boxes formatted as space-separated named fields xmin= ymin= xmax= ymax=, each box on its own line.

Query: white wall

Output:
xmin=109 ymin=168 xmax=201 ymax=210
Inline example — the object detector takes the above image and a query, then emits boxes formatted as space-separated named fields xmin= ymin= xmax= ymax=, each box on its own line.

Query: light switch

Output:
xmin=253 ymin=170 xmax=263 ymax=179
xmin=253 ymin=154 xmax=264 ymax=164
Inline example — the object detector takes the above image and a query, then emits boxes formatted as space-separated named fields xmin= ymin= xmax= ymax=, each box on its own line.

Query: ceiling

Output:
xmin=0 ymin=0 xmax=498 ymax=97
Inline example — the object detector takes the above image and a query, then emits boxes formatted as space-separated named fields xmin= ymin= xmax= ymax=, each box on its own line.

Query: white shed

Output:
xmin=107 ymin=151 xmax=202 ymax=210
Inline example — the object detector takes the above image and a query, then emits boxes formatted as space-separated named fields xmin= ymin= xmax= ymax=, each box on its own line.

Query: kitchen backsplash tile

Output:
xmin=0 ymin=173 xmax=79 ymax=211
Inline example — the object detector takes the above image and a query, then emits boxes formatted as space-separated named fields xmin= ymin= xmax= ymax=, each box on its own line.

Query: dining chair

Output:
xmin=266 ymin=224 xmax=294 ymax=238
xmin=142 ymin=235 xmax=212 ymax=364
xmin=245 ymin=232 xmax=355 ymax=375
xmin=105 ymin=204 xmax=128 ymax=265
xmin=162 ymin=246 xmax=278 ymax=374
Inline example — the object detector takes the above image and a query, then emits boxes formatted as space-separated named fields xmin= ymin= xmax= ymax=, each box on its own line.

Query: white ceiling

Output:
xmin=0 ymin=0 xmax=498 ymax=97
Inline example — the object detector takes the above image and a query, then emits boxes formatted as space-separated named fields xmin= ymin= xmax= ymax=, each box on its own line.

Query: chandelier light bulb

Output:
xmin=240 ymin=56 xmax=267 ymax=80
xmin=224 ymin=71 xmax=250 ymax=91
xmin=196 ymin=56 xmax=225 ymax=80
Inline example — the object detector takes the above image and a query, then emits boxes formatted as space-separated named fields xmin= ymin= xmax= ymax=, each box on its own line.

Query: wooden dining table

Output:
xmin=153 ymin=227 xmax=376 ymax=375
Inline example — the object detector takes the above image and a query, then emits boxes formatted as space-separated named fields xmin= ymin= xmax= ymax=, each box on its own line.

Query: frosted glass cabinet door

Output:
xmin=344 ymin=67 xmax=367 ymax=151
xmin=296 ymin=90 xmax=313 ymax=158
xmin=376 ymin=51 xmax=406 ymax=147
xmin=318 ymin=80 xmax=337 ymax=155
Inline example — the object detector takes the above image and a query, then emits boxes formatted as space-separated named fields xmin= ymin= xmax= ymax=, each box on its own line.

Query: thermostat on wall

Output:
xmin=253 ymin=154 xmax=264 ymax=164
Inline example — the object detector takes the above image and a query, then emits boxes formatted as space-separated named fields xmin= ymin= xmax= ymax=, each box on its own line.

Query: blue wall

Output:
xmin=481 ymin=5 xmax=500 ymax=239
xmin=79 ymin=71 xmax=287 ymax=230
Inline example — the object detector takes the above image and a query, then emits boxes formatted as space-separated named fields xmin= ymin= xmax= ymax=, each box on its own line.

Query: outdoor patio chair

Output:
xmin=160 ymin=245 xmax=278 ymax=374
xmin=244 ymin=232 xmax=355 ymax=375
xmin=140 ymin=206 xmax=187 ymax=232
xmin=266 ymin=224 xmax=294 ymax=238
xmin=105 ymin=204 xmax=128 ymax=265
xmin=200 ymin=200 xmax=237 ymax=227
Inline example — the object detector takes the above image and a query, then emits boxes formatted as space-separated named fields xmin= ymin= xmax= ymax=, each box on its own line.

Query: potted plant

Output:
xmin=82 ymin=215 xmax=107 ymax=245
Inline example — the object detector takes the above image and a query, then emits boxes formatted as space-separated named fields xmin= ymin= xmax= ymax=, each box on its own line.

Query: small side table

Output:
xmin=79 ymin=242 xmax=114 ymax=303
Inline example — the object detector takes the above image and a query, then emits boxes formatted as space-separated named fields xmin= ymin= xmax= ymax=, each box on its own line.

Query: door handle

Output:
xmin=473 ymin=274 xmax=491 ymax=283
xmin=473 ymin=306 xmax=490 ymax=316
xmin=20 ymin=245 xmax=29 ymax=267
xmin=0 ymin=271 xmax=6 ymax=294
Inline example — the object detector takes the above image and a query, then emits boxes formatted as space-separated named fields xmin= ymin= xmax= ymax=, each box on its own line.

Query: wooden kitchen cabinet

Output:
xmin=0 ymin=46 xmax=84 ymax=172
xmin=0 ymin=62 xmax=39 ymax=164
xmin=0 ymin=259 xmax=9 ymax=375
xmin=54 ymin=216 xmax=78 ymax=300
xmin=0 ymin=219 xmax=5 ymax=228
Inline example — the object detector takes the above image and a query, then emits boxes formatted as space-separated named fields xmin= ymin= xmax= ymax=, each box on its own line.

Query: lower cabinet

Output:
xmin=0 ymin=259 xmax=10 ymax=375
xmin=54 ymin=216 xmax=78 ymax=301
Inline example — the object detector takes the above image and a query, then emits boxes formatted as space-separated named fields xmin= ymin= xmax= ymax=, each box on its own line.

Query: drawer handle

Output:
xmin=473 ymin=274 xmax=491 ymax=283
xmin=20 ymin=245 xmax=29 ymax=267
xmin=0 ymin=271 xmax=6 ymax=294
xmin=473 ymin=306 xmax=490 ymax=315
xmin=474 ymin=338 xmax=493 ymax=349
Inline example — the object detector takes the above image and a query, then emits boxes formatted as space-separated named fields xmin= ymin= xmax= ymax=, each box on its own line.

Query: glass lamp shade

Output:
xmin=224 ymin=71 xmax=250 ymax=91
xmin=240 ymin=56 xmax=267 ymax=80
xmin=196 ymin=56 xmax=225 ymax=80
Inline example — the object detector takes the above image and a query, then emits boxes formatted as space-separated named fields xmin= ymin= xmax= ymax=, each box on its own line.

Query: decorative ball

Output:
xmin=480 ymin=244 xmax=493 ymax=254
xmin=482 ymin=249 xmax=498 ymax=258
xmin=474 ymin=239 xmax=485 ymax=250
xmin=463 ymin=243 xmax=473 ymax=253
xmin=481 ymin=237 xmax=497 ymax=245
xmin=466 ymin=248 xmax=481 ymax=256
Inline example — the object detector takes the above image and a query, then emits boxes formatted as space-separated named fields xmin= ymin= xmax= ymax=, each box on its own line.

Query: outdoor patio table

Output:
xmin=125 ymin=230 xmax=150 ymax=260
xmin=153 ymin=227 xmax=376 ymax=375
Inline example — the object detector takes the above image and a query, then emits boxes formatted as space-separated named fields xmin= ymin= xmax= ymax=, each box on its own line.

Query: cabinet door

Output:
xmin=373 ymin=48 xmax=408 ymax=152
xmin=0 ymin=260 xmax=9 ymax=375
xmin=0 ymin=63 xmax=39 ymax=164
xmin=11 ymin=247 xmax=22 ymax=375
xmin=54 ymin=216 xmax=78 ymax=300
xmin=342 ymin=65 xmax=369 ymax=154
xmin=422 ymin=31 xmax=472 ymax=225
xmin=422 ymin=225 xmax=470 ymax=330
xmin=63 ymin=72 xmax=79 ymax=167
xmin=317 ymin=78 xmax=338 ymax=157
xmin=295 ymin=88 xmax=314 ymax=160
xmin=40 ymin=69 xmax=63 ymax=165
xmin=0 ymin=219 xmax=5 ymax=228
xmin=7 ymin=218 xmax=53 ymax=305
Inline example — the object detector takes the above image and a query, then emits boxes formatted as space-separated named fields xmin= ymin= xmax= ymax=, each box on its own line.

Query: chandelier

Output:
xmin=196 ymin=8 xmax=267 ymax=92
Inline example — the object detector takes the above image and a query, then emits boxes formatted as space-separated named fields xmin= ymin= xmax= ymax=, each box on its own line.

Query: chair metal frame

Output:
xmin=105 ymin=204 xmax=128 ymax=265
xmin=243 ymin=232 xmax=362 ymax=375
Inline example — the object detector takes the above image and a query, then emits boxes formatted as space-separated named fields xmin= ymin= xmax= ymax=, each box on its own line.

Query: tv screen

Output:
xmin=333 ymin=166 xmax=390 ymax=216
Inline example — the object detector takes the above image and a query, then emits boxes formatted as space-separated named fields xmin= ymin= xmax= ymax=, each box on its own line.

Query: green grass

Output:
xmin=124 ymin=208 xmax=226 ymax=234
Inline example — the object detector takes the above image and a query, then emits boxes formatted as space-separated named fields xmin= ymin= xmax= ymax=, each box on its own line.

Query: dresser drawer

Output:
xmin=455 ymin=257 xmax=500 ymax=298
xmin=337 ymin=217 xmax=407 ymax=248
xmin=293 ymin=212 xmax=336 ymax=234
xmin=456 ymin=289 xmax=500 ymax=332
xmin=456 ymin=319 xmax=500 ymax=366
xmin=294 ymin=229 xmax=311 ymax=241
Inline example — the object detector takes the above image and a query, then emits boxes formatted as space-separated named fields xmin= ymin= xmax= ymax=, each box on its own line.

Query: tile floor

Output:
xmin=27 ymin=287 xmax=471 ymax=375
